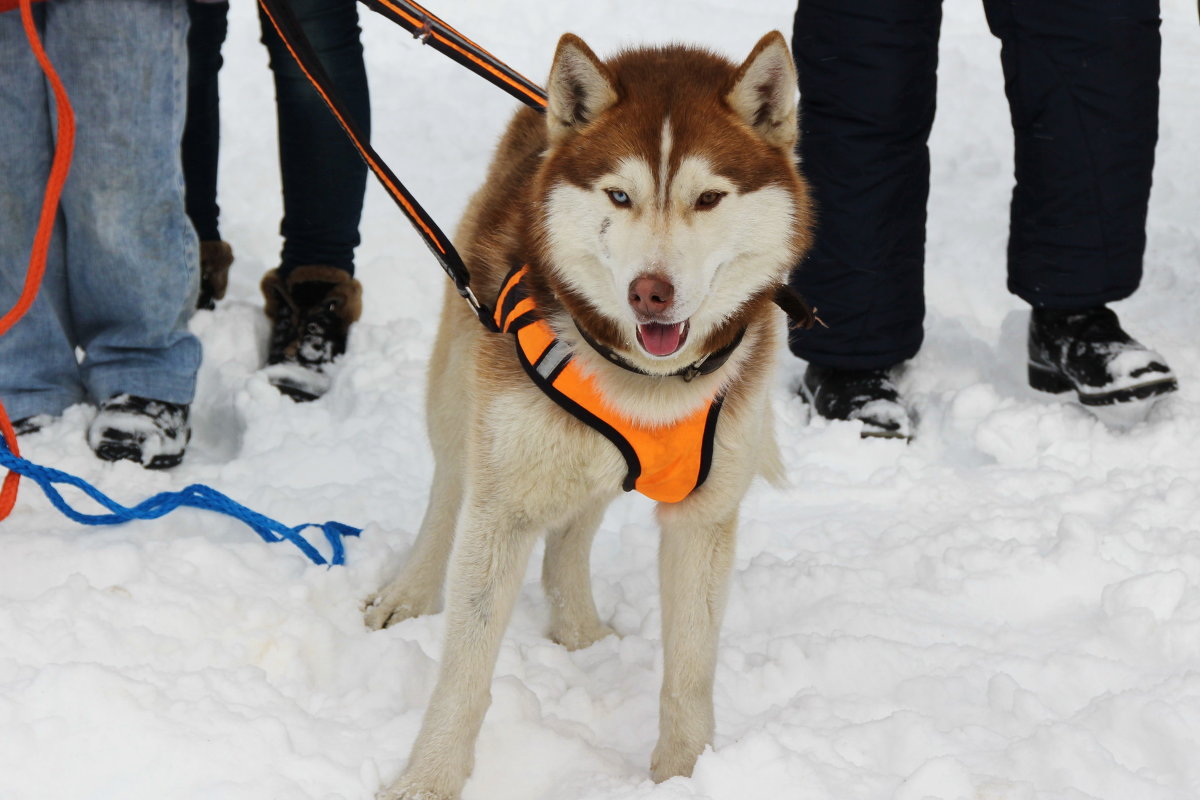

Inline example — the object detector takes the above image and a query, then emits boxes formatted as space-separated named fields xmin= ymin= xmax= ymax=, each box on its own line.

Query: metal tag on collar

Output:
xmin=679 ymin=354 xmax=710 ymax=382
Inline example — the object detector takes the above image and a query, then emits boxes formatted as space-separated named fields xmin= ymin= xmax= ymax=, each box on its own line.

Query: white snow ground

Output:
xmin=4 ymin=1 xmax=1200 ymax=798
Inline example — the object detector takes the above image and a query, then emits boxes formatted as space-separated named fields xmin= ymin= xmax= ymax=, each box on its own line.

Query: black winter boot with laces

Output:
xmin=801 ymin=364 xmax=913 ymax=440
xmin=261 ymin=265 xmax=363 ymax=402
xmin=1028 ymin=306 xmax=1177 ymax=407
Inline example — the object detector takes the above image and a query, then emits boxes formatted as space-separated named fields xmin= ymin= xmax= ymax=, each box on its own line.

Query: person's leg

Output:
xmin=0 ymin=3 xmax=86 ymax=424
xmin=983 ymin=0 xmax=1159 ymax=306
xmin=257 ymin=0 xmax=368 ymax=402
xmin=787 ymin=0 xmax=941 ymax=438
xmin=258 ymin=0 xmax=368 ymax=275
xmin=55 ymin=0 xmax=200 ymax=406
xmin=985 ymin=0 xmax=1175 ymax=411
xmin=788 ymin=0 xmax=941 ymax=371
xmin=183 ymin=0 xmax=233 ymax=309
xmin=183 ymin=0 xmax=226 ymax=244
xmin=48 ymin=0 xmax=200 ymax=464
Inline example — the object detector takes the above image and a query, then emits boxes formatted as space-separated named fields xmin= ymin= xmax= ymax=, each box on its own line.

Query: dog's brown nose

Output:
xmin=628 ymin=275 xmax=674 ymax=317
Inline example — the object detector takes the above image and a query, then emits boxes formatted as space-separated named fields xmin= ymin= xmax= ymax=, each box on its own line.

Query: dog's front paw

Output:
xmin=548 ymin=618 xmax=617 ymax=651
xmin=376 ymin=788 xmax=452 ymax=800
xmin=363 ymin=582 xmax=441 ymax=630
xmin=649 ymin=738 xmax=705 ymax=783
xmin=376 ymin=787 xmax=452 ymax=800
xmin=376 ymin=774 xmax=459 ymax=800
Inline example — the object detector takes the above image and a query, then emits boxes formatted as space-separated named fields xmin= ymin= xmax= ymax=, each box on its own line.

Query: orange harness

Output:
xmin=494 ymin=267 xmax=723 ymax=504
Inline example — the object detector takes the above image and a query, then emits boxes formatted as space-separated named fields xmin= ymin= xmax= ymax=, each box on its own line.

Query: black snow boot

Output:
xmin=261 ymin=265 xmax=363 ymax=402
xmin=801 ymin=364 xmax=912 ymax=440
xmin=1028 ymin=306 xmax=1177 ymax=407
xmin=88 ymin=394 xmax=191 ymax=469
xmin=197 ymin=240 xmax=233 ymax=311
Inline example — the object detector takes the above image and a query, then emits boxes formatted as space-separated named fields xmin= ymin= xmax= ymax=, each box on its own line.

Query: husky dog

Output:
xmin=365 ymin=31 xmax=813 ymax=800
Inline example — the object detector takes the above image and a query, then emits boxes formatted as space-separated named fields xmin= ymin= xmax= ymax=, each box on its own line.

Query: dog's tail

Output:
xmin=757 ymin=406 xmax=789 ymax=490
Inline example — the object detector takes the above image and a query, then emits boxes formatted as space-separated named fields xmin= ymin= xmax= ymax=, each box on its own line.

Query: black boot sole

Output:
xmin=94 ymin=441 xmax=185 ymax=470
xmin=273 ymin=381 xmax=321 ymax=403
xmin=1028 ymin=361 xmax=1179 ymax=406
xmin=859 ymin=429 xmax=910 ymax=440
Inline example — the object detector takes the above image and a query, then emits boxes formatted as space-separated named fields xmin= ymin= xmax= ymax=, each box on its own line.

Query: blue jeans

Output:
xmin=0 ymin=0 xmax=201 ymax=422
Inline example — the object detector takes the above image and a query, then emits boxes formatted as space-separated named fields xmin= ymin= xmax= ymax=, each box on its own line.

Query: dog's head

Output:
xmin=532 ymin=31 xmax=812 ymax=373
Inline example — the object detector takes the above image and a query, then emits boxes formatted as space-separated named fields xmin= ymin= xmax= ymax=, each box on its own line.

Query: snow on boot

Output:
xmin=801 ymin=364 xmax=912 ymax=440
xmin=260 ymin=266 xmax=362 ymax=402
xmin=197 ymin=240 xmax=233 ymax=310
xmin=1028 ymin=307 xmax=1178 ymax=415
xmin=88 ymin=394 xmax=191 ymax=469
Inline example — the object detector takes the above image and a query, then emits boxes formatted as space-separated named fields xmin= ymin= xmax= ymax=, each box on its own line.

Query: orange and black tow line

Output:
xmin=360 ymin=0 xmax=548 ymax=111
xmin=495 ymin=267 xmax=724 ymax=504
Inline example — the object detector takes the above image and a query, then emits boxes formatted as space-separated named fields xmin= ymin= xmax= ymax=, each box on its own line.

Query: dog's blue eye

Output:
xmin=606 ymin=189 xmax=631 ymax=208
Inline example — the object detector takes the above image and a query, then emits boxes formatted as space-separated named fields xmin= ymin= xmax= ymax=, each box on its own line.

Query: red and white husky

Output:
xmin=366 ymin=31 xmax=813 ymax=800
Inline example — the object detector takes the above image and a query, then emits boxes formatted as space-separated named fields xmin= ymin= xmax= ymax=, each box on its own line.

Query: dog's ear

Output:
xmin=726 ymin=31 xmax=798 ymax=152
xmin=546 ymin=33 xmax=617 ymax=144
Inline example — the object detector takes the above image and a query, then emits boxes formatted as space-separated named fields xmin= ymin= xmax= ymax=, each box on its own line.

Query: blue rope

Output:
xmin=0 ymin=438 xmax=361 ymax=566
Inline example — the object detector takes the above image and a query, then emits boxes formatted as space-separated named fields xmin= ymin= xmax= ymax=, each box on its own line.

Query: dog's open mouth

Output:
xmin=636 ymin=320 xmax=690 ymax=357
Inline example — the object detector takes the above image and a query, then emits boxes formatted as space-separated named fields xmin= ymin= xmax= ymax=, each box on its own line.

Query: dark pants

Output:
xmin=182 ymin=0 xmax=370 ymax=276
xmin=788 ymin=0 xmax=1161 ymax=370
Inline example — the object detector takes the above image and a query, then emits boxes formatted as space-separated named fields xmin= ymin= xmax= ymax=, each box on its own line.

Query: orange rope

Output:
xmin=0 ymin=0 xmax=75 ymax=519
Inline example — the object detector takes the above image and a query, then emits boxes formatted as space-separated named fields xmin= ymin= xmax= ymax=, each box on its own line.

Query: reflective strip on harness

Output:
xmin=495 ymin=266 xmax=723 ymax=504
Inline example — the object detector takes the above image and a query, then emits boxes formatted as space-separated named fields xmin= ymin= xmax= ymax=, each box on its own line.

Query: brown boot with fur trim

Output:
xmin=260 ymin=265 xmax=363 ymax=401
xmin=197 ymin=240 xmax=233 ymax=310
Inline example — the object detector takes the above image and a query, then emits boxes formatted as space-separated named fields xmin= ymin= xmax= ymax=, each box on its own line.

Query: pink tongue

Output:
xmin=638 ymin=322 xmax=685 ymax=356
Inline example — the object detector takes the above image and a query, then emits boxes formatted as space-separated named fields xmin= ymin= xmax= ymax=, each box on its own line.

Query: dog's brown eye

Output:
xmin=696 ymin=191 xmax=725 ymax=210
xmin=606 ymin=189 xmax=631 ymax=208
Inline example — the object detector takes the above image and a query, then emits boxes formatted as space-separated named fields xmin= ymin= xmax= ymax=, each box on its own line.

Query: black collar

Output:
xmin=573 ymin=322 xmax=745 ymax=382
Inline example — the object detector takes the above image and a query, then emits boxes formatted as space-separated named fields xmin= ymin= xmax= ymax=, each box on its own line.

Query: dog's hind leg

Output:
xmin=649 ymin=509 xmax=737 ymax=783
xmin=379 ymin=494 xmax=541 ymax=800
xmin=543 ymin=498 xmax=617 ymax=650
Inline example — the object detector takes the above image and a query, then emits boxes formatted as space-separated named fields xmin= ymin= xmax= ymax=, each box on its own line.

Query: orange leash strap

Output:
xmin=360 ymin=0 xmax=547 ymax=110
xmin=0 ymin=0 xmax=76 ymax=520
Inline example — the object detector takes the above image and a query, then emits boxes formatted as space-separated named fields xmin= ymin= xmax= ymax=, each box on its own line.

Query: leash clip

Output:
xmin=412 ymin=19 xmax=434 ymax=43
xmin=462 ymin=285 xmax=484 ymax=314
xmin=461 ymin=285 xmax=499 ymax=332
